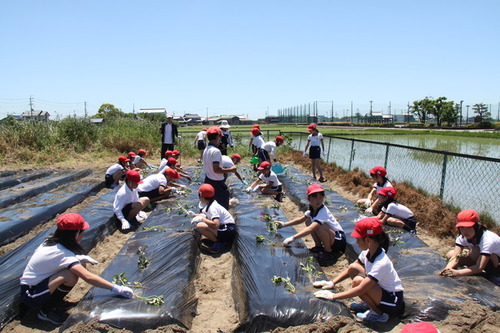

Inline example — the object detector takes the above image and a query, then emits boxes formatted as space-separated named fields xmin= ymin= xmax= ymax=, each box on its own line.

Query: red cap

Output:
xmin=377 ymin=186 xmax=397 ymax=198
xmin=207 ymin=126 xmax=222 ymax=136
xmin=128 ymin=151 xmax=136 ymax=158
xmin=118 ymin=155 xmax=130 ymax=163
xmin=138 ymin=149 xmax=147 ymax=156
xmin=167 ymin=157 xmax=177 ymax=165
xmin=351 ymin=217 xmax=383 ymax=238
xmin=308 ymin=123 xmax=317 ymax=130
xmin=253 ymin=124 xmax=260 ymax=128
xmin=57 ymin=213 xmax=90 ymax=231
xmin=251 ymin=128 xmax=260 ymax=135
xmin=172 ymin=150 xmax=180 ymax=155
xmin=400 ymin=322 xmax=439 ymax=333
xmin=258 ymin=161 xmax=271 ymax=170
xmin=165 ymin=150 xmax=174 ymax=157
xmin=231 ymin=154 xmax=241 ymax=161
xmin=198 ymin=183 xmax=215 ymax=198
xmin=456 ymin=209 xmax=480 ymax=228
xmin=275 ymin=136 xmax=284 ymax=143
xmin=164 ymin=168 xmax=180 ymax=179
xmin=202 ymin=128 xmax=208 ymax=131
xmin=126 ymin=170 xmax=143 ymax=184
xmin=307 ymin=184 xmax=325 ymax=196
xmin=369 ymin=166 xmax=387 ymax=177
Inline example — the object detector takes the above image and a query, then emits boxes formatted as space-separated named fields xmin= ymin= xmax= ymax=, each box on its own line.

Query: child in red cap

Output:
xmin=191 ymin=184 xmax=236 ymax=253
xmin=113 ymin=170 xmax=150 ymax=231
xmin=261 ymin=136 xmax=285 ymax=164
xmin=314 ymin=217 xmax=405 ymax=323
xmin=440 ymin=209 xmax=500 ymax=281
xmin=221 ymin=153 xmax=247 ymax=185
xmin=303 ymin=123 xmax=326 ymax=182
xmin=246 ymin=161 xmax=284 ymax=202
xmin=104 ymin=156 xmax=130 ymax=189
xmin=276 ymin=184 xmax=346 ymax=266
xmin=20 ymin=213 xmax=134 ymax=325
xmin=137 ymin=168 xmax=181 ymax=202
xmin=376 ymin=186 xmax=417 ymax=234
xmin=356 ymin=166 xmax=392 ymax=215
xmin=131 ymin=149 xmax=151 ymax=169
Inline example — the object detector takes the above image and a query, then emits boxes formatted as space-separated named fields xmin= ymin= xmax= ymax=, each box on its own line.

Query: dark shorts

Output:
xmin=217 ymin=224 xmax=236 ymax=244
xmin=114 ymin=203 xmax=141 ymax=228
xmin=331 ymin=230 xmax=347 ymax=253
xmin=104 ymin=174 xmax=115 ymax=188
xmin=260 ymin=148 xmax=270 ymax=162
xmin=204 ymin=177 xmax=229 ymax=209
xmin=271 ymin=185 xmax=283 ymax=193
xmin=402 ymin=216 xmax=417 ymax=232
xmin=379 ymin=290 xmax=405 ymax=317
xmin=139 ymin=188 xmax=161 ymax=200
xmin=20 ymin=277 xmax=51 ymax=309
xmin=483 ymin=259 xmax=500 ymax=277
xmin=197 ymin=140 xmax=206 ymax=150
xmin=309 ymin=146 xmax=321 ymax=159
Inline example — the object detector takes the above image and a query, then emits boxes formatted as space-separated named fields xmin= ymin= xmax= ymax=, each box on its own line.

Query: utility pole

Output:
xmin=29 ymin=95 xmax=34 ymax=113
xmin=369 ymin=100 xmax=373 ymax=123
xmin=466 ymin=105 xmax=470 ymax=125
xmin=84 ymin=101 xmax=87 ymax=118
xmin=459 ymin=100 xmax=463 ymax=126
xmin=350 ymin=101 xmax=353 ymax=123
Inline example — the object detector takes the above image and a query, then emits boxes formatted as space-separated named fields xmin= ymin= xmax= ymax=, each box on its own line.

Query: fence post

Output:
xmin=298 ymin=133 xmax=303 ymax=153
xmin=384 ymin=144 xmax=390 ymax=169
xmin=326 ymin=136 xmax=332 ymax=163
xmin=440 ymin=153 xmax=448 ymax=198
xmin=348 ymin=139 xmax=355 ymax=171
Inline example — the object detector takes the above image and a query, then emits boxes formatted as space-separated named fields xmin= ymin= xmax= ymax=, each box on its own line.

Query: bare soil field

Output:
xmin=1 ymin=152 xmax=498 ymax=333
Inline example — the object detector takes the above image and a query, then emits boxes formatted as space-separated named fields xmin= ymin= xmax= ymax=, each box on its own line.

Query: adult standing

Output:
xmin=218 ymin=121 xmax=233 ymax=155
xmin=202 ymin=126 xmax=237 ymax=209
xmin=160 ymin=114 xmax=178 ymax=160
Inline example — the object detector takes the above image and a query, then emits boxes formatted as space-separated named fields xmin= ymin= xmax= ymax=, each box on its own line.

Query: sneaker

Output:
xmin=356 ymin=310 xmax=389 ymax=323
xmin=318 ymin=177 xmax=326 ymax=183
xmin=275 ymin=192 xmax=284 ymax=202
xmin=207 ymin=242 xmax=226 ymax=254
xmin=317 ymin=251 xmax=336 ymax=266
xmin=136 ymin=211 xmax=147 ymax=223
xmin=309 ymin=245 xmax=325 ymax=253
xmin=55 ymin=300 xmax=78 ymax=312
xmin=38 ymin=310 xmax=68 ymax=325
xmin=349 ymin=302 xmax=370 ymax=313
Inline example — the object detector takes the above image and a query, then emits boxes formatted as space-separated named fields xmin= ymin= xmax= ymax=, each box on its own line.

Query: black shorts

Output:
xmin=104 ymin=174 xmax=115 ymax=188
xmin=204 ymin=177 xmax=229 ymax=210
xmin=20 ymin=277 xmax=51 ymax=309
xmin=139 ymin=188 xmax=160 ymax=200
xmin=309 ymin=146 xmax=321 ymax=159
xmin=197 ymin=140 xmax=206 ymax=150
xmin=402 ymin=216 xmax=417 ymax=232
xmin=217 ymin=224 xmax=236 ymax=244
xmin=260 ymin=148 xmax=270 ymax=162
xmin=379 ymin=290 xmax=405 ymax=317
xmin=331 ymin=230 xmax=347 ymax=253
xmin=271 ymin=185 xmax=283 ymax=193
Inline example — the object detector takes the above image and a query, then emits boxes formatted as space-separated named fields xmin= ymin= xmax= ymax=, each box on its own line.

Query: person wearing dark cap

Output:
xmin=246 ymin=161 xmax=284 ymax=202
xmin=314 ymin=217 xmax=404 ymax=323
xmin=160 ymin=114 xmax=179 ymax=159
xmin=191 ymin=184 xmax=236 ymax=253
xmin=261 ymin=136 xmax=285 ymax=164
xmin=356 ymin=166 xmax=392 ymax=215
xmin=376 ymin=187 xmax=417 ymax=234
xmin=113 ymin=170 xmax=150 ymax=231
xmin=104 ymin=155 xmax=130 ymax=189
xmin=440 ymin=209 xmax=500 ymax=279
xmin=303 ymin=123 xmax=326 ymax=182
xmin=138 ymin=168 xmax=181 ymax=202
xmin=20 ymin=213 xmax=134 ymax=325
xmin=202 ymin=126 xmax=237 ymax=209
xmin=276 ymin=184 xmax=346 ymax=266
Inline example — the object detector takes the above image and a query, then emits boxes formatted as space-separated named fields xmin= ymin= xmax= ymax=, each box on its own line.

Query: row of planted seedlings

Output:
xmin=61 ymin=167 xmax=204 ymax=331
xmin=0 ymin=182 xmax=123 ymax=330
xmin=0 ymin=169 xmax=102 ymax=247
xmin=279 ymin=166 xmax=500 ymax=324
xmin=228 ymin=167 xmax=350 ymax=333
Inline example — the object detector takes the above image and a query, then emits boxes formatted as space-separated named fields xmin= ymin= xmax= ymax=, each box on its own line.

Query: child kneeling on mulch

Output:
xmin=276 ymin=184 xmax=346 ymax=266
xmin=191 ymin=184 xmax=236 ymax=254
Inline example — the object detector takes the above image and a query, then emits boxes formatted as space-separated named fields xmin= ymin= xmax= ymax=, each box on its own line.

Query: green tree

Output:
xmin=431 ymin=97 xmax=455 ymax=127
xmin=94 ymin=103 xmax=125 ymax=120
xmin=412 ymin=97 xmax=433 ymax=125
xmin=472 ymin=103 xmax=491 ymax=123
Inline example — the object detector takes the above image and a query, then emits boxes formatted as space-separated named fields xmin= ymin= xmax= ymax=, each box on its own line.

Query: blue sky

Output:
xmin=1 ymin=1 xmax=499 ymax=120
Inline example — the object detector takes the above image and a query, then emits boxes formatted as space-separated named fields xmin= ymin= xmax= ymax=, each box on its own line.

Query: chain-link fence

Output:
xmin=283 ymin=131 xmax=500 ymax=223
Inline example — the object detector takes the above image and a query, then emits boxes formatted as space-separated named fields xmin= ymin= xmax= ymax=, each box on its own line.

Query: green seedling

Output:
xmin=142 ymin=225 xmax=166 ymax=232
xmin=137 ymin=246 xmax=149 ymax=269
xmin=339 ymin=205 xmax=348 ymax=212
xmin=135 ymin=295 xmax=164 ymax=306
xmin=164 ymin=207 xmax=173 ymax=214
xmin=300 ymin=256 xmax=322 ymax=277
xmin=271 ymin=275 xmax=296 ymax=293
xmin=112 ymin=273 xmax=144 ymax=288
xmin=392 ymin=237 xmax=406 ymax=247
xmin=256 ymin=235 xmax=267 ymax=243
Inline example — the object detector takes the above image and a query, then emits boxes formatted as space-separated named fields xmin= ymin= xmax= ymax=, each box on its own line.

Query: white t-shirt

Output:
xmin=20 ymin=243 xmax=80 ymax=286
xmin=113 ymin=183 xmax=140 ymax=224
xmin=373 ymin=179 xmax=393 ymax=191
xmin=252 ymin=135 xmax=265 ymax=149
xmin=203 ymin=144 xmax=224 ymax=181
xmin=221 ymin=155 xmax=234 ymax=169
xmin=138 ymin=173 xmax=167 ymax=192
xmin=305 ymin=205 xmax=343 ymax=232
xmin=382 ymin=202 xmax=414 ymax=220
xmin=163 ymin=123 xmax=173 ymax=144
xmin=308 ymin=133 xmax=323 ymax=147
xmin=202 ymin=199 xmax=235 ymax=230
xmin=358 ymin=248 xmax=404 ymax=292
xmin=262 ymin=141 xmax=277 ymax=160
xmin=106 ymin=163 xmax=124 ymax=176
xmin=258 ymin=170 xmax=282 ymax=188
xmin=195 ymin=130 xmax=206 ymax=141
xmin=456 ymin=230 xmax=500 ymax=257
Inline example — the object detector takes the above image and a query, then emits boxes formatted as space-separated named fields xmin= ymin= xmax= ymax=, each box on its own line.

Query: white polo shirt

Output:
xmin=258 ymin=170 xmax=282 ymax=187
xmin=262 ymin=141 xmax=277 ymax=160
xmin=252 ymin=135 xmax=265 ymax=149
xmin=382 ymin=202 xmax=414 ymax=220
xmin=113 ymin=183 xmax=140 ymax=225
xmin=202 ymin=200 xmax=235 ymax=229
xmin=138 ymin=173 xmax=167 ymax=192
xmin=308 ymin=133 xmax=323 ymax=147
xmin=106 ymin=163 xmax=124 ymax=176
xmin=456 ymin=230 xmax=500 ymax=257
xmin=359 ymin=247 xmax=404 ymax=292
xmin=203 ymin=144 xmax=224 ymax=181
xmin=305 ymin=205 xmax=343 ymax=232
